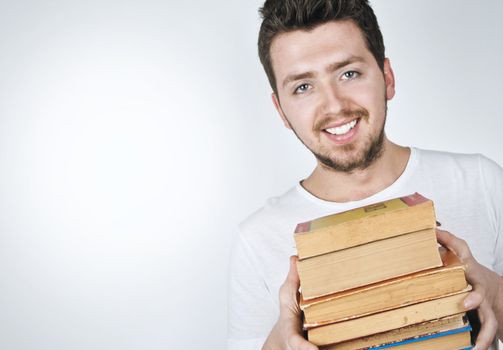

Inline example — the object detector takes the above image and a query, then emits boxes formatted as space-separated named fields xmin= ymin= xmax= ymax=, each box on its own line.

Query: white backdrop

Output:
xmin=0 ymin=1 xmax=501 ymax=349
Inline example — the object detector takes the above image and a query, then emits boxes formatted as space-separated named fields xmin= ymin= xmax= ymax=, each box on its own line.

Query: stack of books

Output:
xmin=294 ymin=193 xmax=472 ymax=349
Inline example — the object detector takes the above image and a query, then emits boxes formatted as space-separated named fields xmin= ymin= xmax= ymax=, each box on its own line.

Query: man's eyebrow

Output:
xmin=327 ymin=56 xmax=364 ymax=73
xmin=281 ymin=56 xmax=365 ymax=89
xmin=282 ymin=71 xmax=316 ymax=89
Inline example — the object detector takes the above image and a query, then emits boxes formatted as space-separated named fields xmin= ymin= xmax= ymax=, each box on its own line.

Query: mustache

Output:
xmin=314 ymin=108 xmax=369 ymax=131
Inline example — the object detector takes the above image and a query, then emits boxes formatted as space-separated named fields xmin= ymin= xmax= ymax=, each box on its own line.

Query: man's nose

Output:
xmin=320 ymin=83 xmax=347 ymax=116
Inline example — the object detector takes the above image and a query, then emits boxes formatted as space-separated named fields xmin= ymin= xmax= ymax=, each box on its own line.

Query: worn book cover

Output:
xmin=298 ymin=228 xmax=442 ymax=299
xmin=301 ymin=248 xmax=467 ymax=327
xmin=322 ymin=314 xmax=469 ymax=350
xmin=307 ymin=288 xmax=471 ymax=346
xmin=294 ymin=193 xmax=436 ymax=259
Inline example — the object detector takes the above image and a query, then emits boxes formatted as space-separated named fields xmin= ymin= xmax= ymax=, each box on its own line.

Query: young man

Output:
xmin=228 ymin=1 xmax=503 ymax=349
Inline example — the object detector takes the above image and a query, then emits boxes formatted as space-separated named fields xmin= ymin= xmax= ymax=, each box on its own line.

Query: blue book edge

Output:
xmin=370 ymin=324 xmax=472 ymax=349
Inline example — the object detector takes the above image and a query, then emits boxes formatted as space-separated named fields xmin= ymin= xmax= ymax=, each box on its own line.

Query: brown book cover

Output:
xmin=301 ymin=248 xmax=467 ymax=327
xmin=322 ymin=314 xmax=468 ymax=350
xmin=336 ymin=330 xmax=471 ymax=350
xmin=307 ymin=288 xmax=470 ymax=346
xmin=298 ymin=228 xmax=442 ymax=300
xmin=294 ymin=193 xmax=436 ymax=259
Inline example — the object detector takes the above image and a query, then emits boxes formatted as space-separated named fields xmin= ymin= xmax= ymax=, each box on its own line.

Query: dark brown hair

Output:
xmin=258 ymin=0 xmax=385 ymax=93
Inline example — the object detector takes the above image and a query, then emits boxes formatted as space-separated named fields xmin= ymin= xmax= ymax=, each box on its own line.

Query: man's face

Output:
xmin=270 ymin=20 xmax=395 ymax=172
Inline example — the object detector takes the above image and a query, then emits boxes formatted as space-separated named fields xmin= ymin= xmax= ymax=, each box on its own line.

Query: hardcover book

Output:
xmin=307 ymin=288 xmax=470 ymax=346
xmin=297 ymin=228 xmax=442 ymax=299
xmin=294 ymin=193 xmax=436 ymax=259
xmin=301 ymin=248 xmax=467 ymax=327
xmin=366 ymin=326 xmax=471 ymax=350
xmin=322 ymin=314 xmax=469 ymax=350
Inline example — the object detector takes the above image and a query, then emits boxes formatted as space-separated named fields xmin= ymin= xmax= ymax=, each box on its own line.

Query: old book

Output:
xmin=366 ymin=327 xmax=471 ymax=350
xmin=367 ymin=327 xmax=472 ymax=350
xmin=307 ymin=288 xmax=470 ymax=346
xmin=298 ymin=228 xmax=442 ymax=300
xmin=301 ymin=248 xmax=467 ymax=327
xmin=322 ymin=314 xmax=468 ymax=350
xmin=294 ymin=193 xmax=436 ymax=259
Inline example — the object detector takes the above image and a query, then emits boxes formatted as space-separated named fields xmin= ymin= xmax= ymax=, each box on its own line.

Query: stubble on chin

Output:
xmin=285 ymin=103 xmax=386 ymax=173
xmin=311 ymin=106 xmax=385 ymax=173
xmin=315 ymin=125 xmax=385 ymax=173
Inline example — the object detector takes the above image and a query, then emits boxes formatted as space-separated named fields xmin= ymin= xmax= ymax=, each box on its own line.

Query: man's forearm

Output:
xmin=494 ymin=276 xmax=503 ymax=340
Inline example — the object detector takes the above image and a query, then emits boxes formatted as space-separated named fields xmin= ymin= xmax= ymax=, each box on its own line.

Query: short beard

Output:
xmin=287 ymin=106 xmax=387 ymax=173
xmin=314 ymin=125 xmax=385 ymax=173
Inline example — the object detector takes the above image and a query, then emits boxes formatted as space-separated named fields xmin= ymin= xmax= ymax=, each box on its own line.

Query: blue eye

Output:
xmin=295 ymin=83 xmax=311 ymax=94
xmin=342 ymin=71 xmax=359 ymax=80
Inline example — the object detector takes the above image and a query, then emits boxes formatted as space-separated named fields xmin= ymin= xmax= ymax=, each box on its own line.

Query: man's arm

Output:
xmin=228 ymin=234 xmax=278 ymax=349
xmin=494 ymin=281 xmax=503 ymax=340
xmin=262 ymin=256 xmax=318 ymax=350
xmin=437 ymin=229 xmax=503 ymax=349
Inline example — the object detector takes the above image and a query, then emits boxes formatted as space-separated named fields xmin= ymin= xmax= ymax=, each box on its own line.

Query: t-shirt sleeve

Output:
xmin=227 ymin=232 xmax=277 ymax=349
xmin=479 ymin=154 xmax=503 ymax=275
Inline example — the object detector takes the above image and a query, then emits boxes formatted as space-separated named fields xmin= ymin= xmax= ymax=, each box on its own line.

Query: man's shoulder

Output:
xmin=413 ymin=148 xmax=503 ymax=197
xmin=416 ymin=148 xmax=500 ymax=172
xmin=417 ymin=147 xmax=481 ymax=162
xmin=236 ymin=184 xmax=329 ymax=248
xmin=239 ymin=186 xmax=303 ymax=234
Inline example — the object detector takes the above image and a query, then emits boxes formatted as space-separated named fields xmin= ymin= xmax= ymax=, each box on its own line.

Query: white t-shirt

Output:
xmin=227 ymin=148 xmax=503 ymax=350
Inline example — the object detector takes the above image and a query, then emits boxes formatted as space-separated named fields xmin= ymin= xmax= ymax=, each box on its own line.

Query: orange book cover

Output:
xmin=294 ymin=193 xmax=436 ymax=259
xmin=322 ymin=314 xmax=469 ymax=350
xmin=297 ymin=228 xmax=442 ymax=299
xmin=301 ymin=248 xmax=467 ymax=327
xmin=307 ymin=288 xmax=471 ymax=346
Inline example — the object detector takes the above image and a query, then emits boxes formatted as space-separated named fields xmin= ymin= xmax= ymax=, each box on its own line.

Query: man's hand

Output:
xmin=437 ymin=229 xmax=502 ymax=350
xmin=262 ymin=256 xmax=318 ymax=350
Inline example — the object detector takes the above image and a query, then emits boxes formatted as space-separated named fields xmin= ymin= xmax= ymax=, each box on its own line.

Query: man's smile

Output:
xmin=319 ymin=117 xmax=361 ymax=145
xmin=324 ymin=119 xmax=358 ymax=135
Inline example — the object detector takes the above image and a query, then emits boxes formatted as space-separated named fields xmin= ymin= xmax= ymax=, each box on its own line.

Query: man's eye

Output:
xmin=342 ymin=71 xmax=359 ymax=80
xmin=294 ymin=83 xmax=311 ymax=94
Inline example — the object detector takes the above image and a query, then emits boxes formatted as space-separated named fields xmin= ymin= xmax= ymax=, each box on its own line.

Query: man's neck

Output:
xmin=301 ymin=140 xmax=410 ymax=203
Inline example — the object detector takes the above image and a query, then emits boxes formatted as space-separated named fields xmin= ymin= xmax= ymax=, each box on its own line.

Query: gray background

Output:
xmin=0 ymin=0 xmax=502 ymax=349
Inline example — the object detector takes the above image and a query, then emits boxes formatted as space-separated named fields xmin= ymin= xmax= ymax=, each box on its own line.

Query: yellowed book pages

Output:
xmin=294 ymin=193 xmax=436 ymax=259
xmin=308 ymin=289 xmax=470 ymax=346
xmin=298 ymin=228 xmax=442 ymax=300
xmin=359 ymin=330 xmax=471 ymax=350
xmin=302 ymin=248 xmax=467 ymax=327
xmin=322 ymin=314 xmax=467 ymax=350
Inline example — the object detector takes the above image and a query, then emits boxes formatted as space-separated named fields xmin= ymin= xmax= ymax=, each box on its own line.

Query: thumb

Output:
xmin=286 ymin=255 xmax=301 ymax=286
xmin=279 ymin=256 xmax=302 ymax=313
xmin=436 ymin=229 xmax=472 ymax=260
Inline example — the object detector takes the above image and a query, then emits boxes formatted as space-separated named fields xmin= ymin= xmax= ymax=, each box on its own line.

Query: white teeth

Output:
xmin=325 ymin=120 xmax=357 ymax=135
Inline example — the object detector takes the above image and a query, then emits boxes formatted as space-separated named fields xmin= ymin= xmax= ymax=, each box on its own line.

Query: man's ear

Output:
xmin=271 ymin=92 xmax=292 ymax=129
xmin=383 ymin=58 xmax=396 ymax=100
